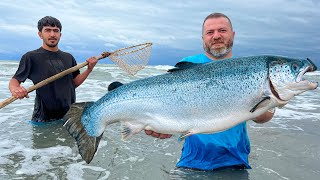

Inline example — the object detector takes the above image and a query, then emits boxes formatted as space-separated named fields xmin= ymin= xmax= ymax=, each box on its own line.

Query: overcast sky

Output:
xmin=0 ymin=0 xmax=319 ymax=65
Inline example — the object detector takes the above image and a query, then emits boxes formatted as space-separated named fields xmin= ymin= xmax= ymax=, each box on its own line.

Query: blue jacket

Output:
xmin=176 ymin=54 xmax=251 ymax=170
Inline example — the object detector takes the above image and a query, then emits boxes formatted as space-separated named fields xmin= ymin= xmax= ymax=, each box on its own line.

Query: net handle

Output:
xmin=0 ymin=42 xmax=152 ymax=109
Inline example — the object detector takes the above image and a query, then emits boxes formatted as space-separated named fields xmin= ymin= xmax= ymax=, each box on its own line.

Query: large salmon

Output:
xmin=63 ymin=55 xmax=318 ymax=163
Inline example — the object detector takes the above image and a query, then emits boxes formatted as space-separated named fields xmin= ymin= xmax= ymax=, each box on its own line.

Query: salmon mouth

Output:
xmin=269 ymin=62 xmax=318 ymax=101
xmin=296 ymin=64 xmax=318 ymax=90
xmin=306 ymin=58 xmax=317 ymax=71
xmin=297 ymin=65 xmax=313 ymax=82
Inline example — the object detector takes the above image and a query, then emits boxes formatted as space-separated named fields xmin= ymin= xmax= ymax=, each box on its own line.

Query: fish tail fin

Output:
xmin=63 ymin=102 xmax=103 ymax=164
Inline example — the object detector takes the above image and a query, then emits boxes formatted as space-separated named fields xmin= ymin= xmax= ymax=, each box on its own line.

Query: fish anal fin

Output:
xmin=250 ymin=97 xmax=271 ymax=113
xmin=121 ymin=122 xmax=145 ymax=141
xmin=63 ymin=102 xmax=102 ymax=164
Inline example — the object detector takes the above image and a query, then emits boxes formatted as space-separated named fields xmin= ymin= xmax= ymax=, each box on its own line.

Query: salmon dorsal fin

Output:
xmin=167 ymin=61 xmax=200 ymax=72
xmin=108 ymin=81 xmax=124 ymax=91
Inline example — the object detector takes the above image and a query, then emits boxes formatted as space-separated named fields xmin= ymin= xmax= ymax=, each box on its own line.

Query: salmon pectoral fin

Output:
xmin=63 ymin=102 xmax=102 ymax=164
xmin=178 ymin=131 xmax=194 ymax=142
xmin=250 ymin=96 xmax=271 ymax=113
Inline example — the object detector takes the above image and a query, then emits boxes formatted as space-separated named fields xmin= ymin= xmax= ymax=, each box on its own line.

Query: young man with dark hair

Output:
xmin=9 ymin=16 xmax=97 ymax=122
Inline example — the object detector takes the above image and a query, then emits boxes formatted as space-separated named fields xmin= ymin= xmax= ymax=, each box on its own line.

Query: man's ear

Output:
xmin=38 ymin=31 xmax=43 ymax=39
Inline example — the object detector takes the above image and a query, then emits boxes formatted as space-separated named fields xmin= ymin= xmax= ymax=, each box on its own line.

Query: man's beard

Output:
xmin=204 ymin=39 xmax=233 ymax=59
xmin=45 ymin=38 xmax=59 ymax=48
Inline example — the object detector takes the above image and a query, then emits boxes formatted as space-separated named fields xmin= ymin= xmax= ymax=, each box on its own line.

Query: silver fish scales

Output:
xmin=63 ymin=55 xmax=318 ymax=163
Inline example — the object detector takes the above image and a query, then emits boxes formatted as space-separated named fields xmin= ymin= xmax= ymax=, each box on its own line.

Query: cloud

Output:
xmin=0 ymin=0 xmax=319 ymax=65
xmin=0 ymin=23 xmax=34 ymax=35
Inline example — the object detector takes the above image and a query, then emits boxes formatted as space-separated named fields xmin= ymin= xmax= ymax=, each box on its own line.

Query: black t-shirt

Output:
xmin=13 ymin=47 xmax=80 ymax=121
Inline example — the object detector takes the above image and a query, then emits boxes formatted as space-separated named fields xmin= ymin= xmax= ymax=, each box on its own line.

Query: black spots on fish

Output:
xmin=270 ymin=61 xmax=291 ymax=79
xmin=271 ymin=60 xmax=304 ymax=80
xmin=205 ymin=83 xmax=211 ymax=89
xmin=172 ymin=88 xmax=177 ymax=93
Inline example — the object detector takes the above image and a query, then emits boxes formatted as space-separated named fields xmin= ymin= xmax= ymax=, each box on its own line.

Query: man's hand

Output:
xmin=86 ymin=57 xmax=98 ymax=72
xmin=10 ymin=86 xmax=29 ymax=99
xmin=144 ymin=130 xmax=172 ymax=139
xmin=9 ymin=78 xmax=29 ymax=99
xmin=73 ymin=57 xmax=98 ymax=87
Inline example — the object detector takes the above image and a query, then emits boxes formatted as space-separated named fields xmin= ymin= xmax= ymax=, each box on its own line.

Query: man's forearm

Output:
xmin=73 ymin=69 xmax=92 ymax=87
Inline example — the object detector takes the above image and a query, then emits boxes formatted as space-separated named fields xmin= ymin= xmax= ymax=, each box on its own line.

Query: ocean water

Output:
xmin=0 ymin=60 xmax=319 ymax=180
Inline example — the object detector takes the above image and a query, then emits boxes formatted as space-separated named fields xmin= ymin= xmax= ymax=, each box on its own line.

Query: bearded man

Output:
xmin=145 ymin=12 xmax=275 ymax=170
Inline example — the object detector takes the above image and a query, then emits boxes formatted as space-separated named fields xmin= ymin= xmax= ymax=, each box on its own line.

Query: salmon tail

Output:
xmin=63 ymin=102 xmax=103 ymax=164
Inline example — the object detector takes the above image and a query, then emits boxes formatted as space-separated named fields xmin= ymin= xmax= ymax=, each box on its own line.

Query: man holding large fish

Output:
xmin=146 ymin=12 xmax=275 ymax=170
xmin=63 ymin=12 xmax=318 ymax=170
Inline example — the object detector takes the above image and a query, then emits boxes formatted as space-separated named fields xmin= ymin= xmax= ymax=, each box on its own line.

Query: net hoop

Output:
xmin=108 ymin=42 xmax=153 ymax=75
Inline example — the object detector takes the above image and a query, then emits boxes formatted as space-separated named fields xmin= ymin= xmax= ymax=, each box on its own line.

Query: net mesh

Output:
xmin=109 ymin=42 xmax=152 ymax=75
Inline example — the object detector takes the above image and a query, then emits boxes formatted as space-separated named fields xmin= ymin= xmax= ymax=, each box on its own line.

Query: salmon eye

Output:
xmin=292 ymin=63 xmax=299 ymax=71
